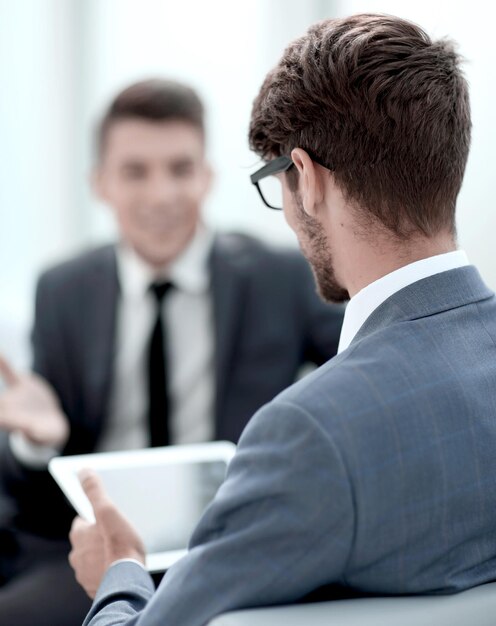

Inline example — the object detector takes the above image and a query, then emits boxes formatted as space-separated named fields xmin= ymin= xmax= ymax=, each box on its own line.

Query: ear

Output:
xmin=290 ymin=148 xmax=325 ymax=217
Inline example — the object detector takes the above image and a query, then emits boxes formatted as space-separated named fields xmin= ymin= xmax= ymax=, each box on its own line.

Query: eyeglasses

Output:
xmin=250 ymin=154 xmax=331 ymax=211
xmin=250 ymin=156 xmax=294 ymax=211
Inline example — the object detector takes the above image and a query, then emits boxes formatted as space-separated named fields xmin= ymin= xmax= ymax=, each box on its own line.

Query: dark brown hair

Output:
xmin=249 ymin=14 xmax=471 ymax=237
xmin=97 ymin=78 xmax=204 ymax=158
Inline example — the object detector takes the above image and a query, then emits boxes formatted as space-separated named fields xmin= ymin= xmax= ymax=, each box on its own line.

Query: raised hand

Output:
xmin=0 ymin=355 xmax=69 ymax=447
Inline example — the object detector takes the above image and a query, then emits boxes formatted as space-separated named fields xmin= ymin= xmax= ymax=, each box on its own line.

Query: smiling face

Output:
xmin=94 ymin=118 xmax=212 ymax=268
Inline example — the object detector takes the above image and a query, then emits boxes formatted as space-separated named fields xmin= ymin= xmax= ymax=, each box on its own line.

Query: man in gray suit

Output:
xmin=0 ymin=80 xmax=343 ymax=625
xmin=69 ymin=13 xmax=494 ymax=625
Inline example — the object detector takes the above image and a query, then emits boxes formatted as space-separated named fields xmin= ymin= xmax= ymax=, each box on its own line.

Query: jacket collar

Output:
xmin=350 ymin=265 xmax=493 ymax=349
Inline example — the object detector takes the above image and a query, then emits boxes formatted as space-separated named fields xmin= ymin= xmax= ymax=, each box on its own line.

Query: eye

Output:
xmin=121 ymin=163 xmax=147 ymax=180
xmin=170 ymin=160 xmax=195 ymax=178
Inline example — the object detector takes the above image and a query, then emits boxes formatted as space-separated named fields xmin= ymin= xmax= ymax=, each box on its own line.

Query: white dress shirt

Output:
xmin=11 ymin=226 xmax=216 ymax=466
xmin=337 ymin=250 xmax=470 ymax=354
xmin=98 ymin=226 xmax=215 ymax=451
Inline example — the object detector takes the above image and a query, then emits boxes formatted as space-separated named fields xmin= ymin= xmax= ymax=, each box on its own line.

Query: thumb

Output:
xmin=78 ymin=468 xmax=145 ymax=565
xmin=79 ymin=469 xmax=115 ymax=523
xmin=0 ymin=355 xmax=20 ymax=387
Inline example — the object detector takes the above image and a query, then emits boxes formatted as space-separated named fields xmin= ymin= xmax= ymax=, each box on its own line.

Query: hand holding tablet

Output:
xmin=50 ymin=441 xmax=236 ymax=572
xmin=69 ymin=469 xmax=147 ymax=598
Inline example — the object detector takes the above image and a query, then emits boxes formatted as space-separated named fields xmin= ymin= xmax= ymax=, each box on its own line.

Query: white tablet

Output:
xmin=49 ymin=441 xmax=236 ymax=572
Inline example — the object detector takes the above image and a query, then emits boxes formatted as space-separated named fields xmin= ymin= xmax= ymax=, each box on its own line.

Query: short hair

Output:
xmin=97 ymin=78 xmax=205 ymax=158
xmin=249 ymin=14 xmax=471 ymax=238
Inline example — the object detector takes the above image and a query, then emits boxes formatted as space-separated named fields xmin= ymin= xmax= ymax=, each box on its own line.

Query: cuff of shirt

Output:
xmin=9 ymin=431 xmax=61 ymax=468
xmin=109 ymin=558 xmax=147 ymax=571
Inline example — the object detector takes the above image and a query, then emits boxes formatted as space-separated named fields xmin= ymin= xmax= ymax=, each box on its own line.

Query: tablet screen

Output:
xmin=96 ymin=459 xmax=226 ymax=553
xmin=49 ymin=442 xmax=236 ymax=571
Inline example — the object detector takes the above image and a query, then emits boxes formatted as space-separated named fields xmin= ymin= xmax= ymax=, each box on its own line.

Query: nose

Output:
xmin=146 ymin=172 xmax=179 ymax=207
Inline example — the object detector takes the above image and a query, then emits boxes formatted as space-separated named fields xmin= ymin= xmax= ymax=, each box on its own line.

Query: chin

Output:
xmin=299 ymin=239 xmax=349 ymax=304
xmin=317 ymin=279 xmax=349 ymax=304
xmin=139 ymin=232 xmax=188 ymax=262
xmin=152 ymin=249 xmax=180 ymax=268
xmin=132 ymin=244 xmax=172 ymax=269
xmin=311 ymin=265 xmax=349 ymax=304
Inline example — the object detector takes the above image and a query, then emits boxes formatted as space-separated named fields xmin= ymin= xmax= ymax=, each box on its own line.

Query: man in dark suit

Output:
xmin=68 ymin=14 xmax=496 ymax=626
xmin=0 ymin=79 xmax=343 ymax=625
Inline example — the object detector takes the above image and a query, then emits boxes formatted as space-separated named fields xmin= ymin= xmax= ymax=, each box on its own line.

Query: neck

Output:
xmin=340 ymin=231 xmax=457 ymax=298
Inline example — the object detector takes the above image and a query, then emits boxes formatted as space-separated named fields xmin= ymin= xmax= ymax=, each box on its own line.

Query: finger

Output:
xmin=0 ymin=412 xmax=47 ymax=442
xmin=0 ymin=409 xmax=29 ymax=432
xmin=79 ymin=469 xmax=114 ymax=518
xmin=69 ymin=515 xmax=89 ymax=542
xmin=0 ymin=355 xmax=20 ymax=387
xmin=68 ymin=547 xmax=77 ymax=569
xmin=70 ymin=515 xmax=86 ymax=531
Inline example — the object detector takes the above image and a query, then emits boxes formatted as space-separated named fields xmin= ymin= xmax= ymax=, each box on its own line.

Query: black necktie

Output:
xmin=147 ymin=281 xmax=173 ymax=447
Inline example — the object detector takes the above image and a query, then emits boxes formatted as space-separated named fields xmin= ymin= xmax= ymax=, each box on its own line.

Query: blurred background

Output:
xmin=0 ymin=0 xmax=494 ymax=368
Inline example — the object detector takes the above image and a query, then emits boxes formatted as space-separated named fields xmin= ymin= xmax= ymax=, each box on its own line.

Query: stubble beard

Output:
xmin=294 ymin=194 xmax=349 ymax=304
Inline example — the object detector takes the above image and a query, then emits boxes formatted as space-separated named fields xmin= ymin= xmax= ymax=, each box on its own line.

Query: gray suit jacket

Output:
xmin=84 ymin=265 xmax=496 ymax=626
xmin=1 ymin=233 xmax=343 ymax=538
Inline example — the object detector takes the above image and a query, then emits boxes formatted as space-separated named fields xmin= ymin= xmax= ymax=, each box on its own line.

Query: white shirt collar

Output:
xmin=338 ymin=249 xmax=470 ymax=354
xmin=116 ymin=225 xmax=214 ymax=299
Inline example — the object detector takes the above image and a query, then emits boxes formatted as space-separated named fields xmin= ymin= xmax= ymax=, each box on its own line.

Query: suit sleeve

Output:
xmin=83 ymin=400 xmax=355 ymax=626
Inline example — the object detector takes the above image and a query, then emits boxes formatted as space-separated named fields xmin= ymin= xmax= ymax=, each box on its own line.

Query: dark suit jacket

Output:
xmin=0 ymin=233 xmax=343 ymax=538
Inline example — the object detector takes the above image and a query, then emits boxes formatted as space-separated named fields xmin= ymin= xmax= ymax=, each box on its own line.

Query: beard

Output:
xmin=294 ymin=193 xmax=349 ymax=303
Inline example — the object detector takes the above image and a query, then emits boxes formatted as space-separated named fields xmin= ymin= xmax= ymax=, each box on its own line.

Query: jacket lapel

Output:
xmin=210 ymin=234 xmax=249 ymax=437
xmin=81 ymin=246 xmax=119 ymax=446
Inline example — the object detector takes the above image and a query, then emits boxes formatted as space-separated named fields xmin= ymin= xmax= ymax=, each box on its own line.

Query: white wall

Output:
xmin=0 ymin=0 xmax=80 ymax=365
